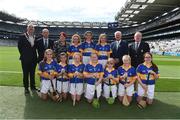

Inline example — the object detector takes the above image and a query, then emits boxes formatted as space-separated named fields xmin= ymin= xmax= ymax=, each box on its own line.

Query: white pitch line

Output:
xmin=0 ymin=71 xmax=180 ymax=79
xmin=0 ymin=71 xmax=22 ymax=74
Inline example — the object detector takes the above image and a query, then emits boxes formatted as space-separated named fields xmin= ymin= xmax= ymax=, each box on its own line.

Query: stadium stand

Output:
xmin=0 ymin=0 xmax=180 ymax=56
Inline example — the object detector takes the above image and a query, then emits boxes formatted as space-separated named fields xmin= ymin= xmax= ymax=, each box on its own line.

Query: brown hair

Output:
xmin=144 ymin=52 xmax=158 ymax=72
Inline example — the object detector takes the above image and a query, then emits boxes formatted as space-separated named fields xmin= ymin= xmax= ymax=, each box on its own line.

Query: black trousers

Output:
xmin=21 ymin=60 xmax=37 ymax=89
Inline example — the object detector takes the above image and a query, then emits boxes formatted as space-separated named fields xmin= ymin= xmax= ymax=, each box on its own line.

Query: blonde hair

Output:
xmin=73 ymin=52 xmax=83 ymax=62
xmin=105 ymin=58 xmax=115 ymax=68
xmin=43 ymin=49 xmax=53 ymax=61
xmin=98 ymin=33 xmax=107 ymax=44
xmin=71 ymin=34 xmax=81 ymax=44
xmin=122 ymin=55 xmax=131 ymax=63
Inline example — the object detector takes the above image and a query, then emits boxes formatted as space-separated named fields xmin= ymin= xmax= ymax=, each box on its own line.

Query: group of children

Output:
xmin=37 ymin=49 xmax=159 ymax=108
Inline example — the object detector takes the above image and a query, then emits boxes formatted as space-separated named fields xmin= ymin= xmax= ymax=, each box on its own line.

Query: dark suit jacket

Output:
xmin=129 ymin=41 xmax=150 ymax=68
xmin=17 ymin=33 xmax=37 ymax=63
xmin=110 ymin=40 xmax=129 ymax=67
xmin=35 ymin=38 xmax=54 ymax=63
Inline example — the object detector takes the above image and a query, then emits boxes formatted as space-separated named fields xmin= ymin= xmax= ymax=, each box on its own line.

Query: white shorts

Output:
xmin=103 ymin=84 xmax=117 ymax=99
xmin=68 ymin=59 xmax=73 ymax=64
xmin=69 ymin=83 xmax=83 ymax=95
xmin=138 ymin=84 xmax=155 ymax=99
xmin=85 ymin=83 xmax=102 ymax=100
xmin=83 ymin=56 xmax=90 ymax=65
xmin=40 ymin=79 xmax=56 ymax=94
xmin=56 ymin=81 xmax=69 ymax=93
xmin=98 ymin=59 xmax=107 ymax=68
xmin=118 ymin=83 xmax=134 ymax=96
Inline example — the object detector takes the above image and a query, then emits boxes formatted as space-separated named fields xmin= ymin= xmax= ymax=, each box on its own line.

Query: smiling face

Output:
xmin=73 ymin=54 xmax=81 ymax=63
xmin=100 ymin=36 xmax=106 ymax=44
xmin=60 ymin=55 xmax=67 ymax=63
xmin=85 ymin=33 xmax=92 ymax=41
xmin=134 ymin=32 xmax=142 ymax=42
xmin=144 ymin=53 xmax=152 ymax=63
xmin=45 ymin=50 xmax=53 ymax=61
xmin=115 ymin=32 xmax=122 ymax=41
xmin=122 ymin=55 xmax=131 ymax=66
xmin=90 ymin=53 xmax=98 ymax=63
xmin=73 ymin=36 xmax=79 ymax=45
xmin=42 ymin=29 xmax=49 ymax=39
xmin=27 ymin=24 xmax=35 ymax=35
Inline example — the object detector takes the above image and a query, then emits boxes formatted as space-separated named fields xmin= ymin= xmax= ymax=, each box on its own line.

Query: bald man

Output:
xmin=129 ymin=32 xmax=150 ymax=68
xmin=35 ymin=28 xmax=54 ymax=63
xmin=18 ymin=23 xmax=37 ymax=94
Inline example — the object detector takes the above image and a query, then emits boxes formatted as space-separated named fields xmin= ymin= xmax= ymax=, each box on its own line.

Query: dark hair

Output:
xmin=144 ymin=52 xmax=158 ymax=72
xmin=59 ymin=32 xmax=67 ymax=38
xmin=57 ymin=52 xmax=68 ymax=63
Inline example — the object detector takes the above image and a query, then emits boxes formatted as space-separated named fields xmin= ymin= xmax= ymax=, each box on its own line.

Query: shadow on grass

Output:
xmin=23 ymin=92 xmax=180 ymax=119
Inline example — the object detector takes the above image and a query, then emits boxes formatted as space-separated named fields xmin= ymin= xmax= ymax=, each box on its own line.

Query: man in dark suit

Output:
xmin=129 ymin=32 xmax=150 ymax=68
xmin=110 ymin=31 xmax=129 ymax=68
xmin=18 ymin=23 xmax=37 ymax=94
xmin=35 ymin=28 xmax=54 ymax=63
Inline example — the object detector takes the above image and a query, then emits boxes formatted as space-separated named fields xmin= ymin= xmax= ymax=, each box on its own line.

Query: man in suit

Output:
xmin=129 ymin=32 xmax=150 ymax=68
xmin=18 ymin=23 xmax=37 ymax=94
xmin=35 ymin=28 xmax=54 ymax=63
xmin=110 ymin=31 xmax=129 ymax=68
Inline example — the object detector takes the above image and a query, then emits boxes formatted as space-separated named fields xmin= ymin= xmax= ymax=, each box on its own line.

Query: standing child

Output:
xmin=95 ymin=33 xmax=112 ymax=68
xmin=80 ymin=31 xmax=96 ymax=65
xmin=84 ymin=53 xmax=104 ymax=108
xmin=103 ymin=58 xmax=119 ymax=104
xmin=67 ymin=34 xmax=82 ymax=64
xmin=118 ymin=55 xmax=137 ymax=105
xmin=37 ymin=49 xmax=59 ymax=101
xmin=68 ymin=52 xmax=85 ymax=105
xmin=56 ymin=52 xmax=69 ymax=101
xmin=137 ymin=52 xmax=159 ymax=105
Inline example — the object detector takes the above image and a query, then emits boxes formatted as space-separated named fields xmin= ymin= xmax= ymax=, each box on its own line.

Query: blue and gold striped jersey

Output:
xmin=104 ymin=68 xmax=118 ymax=85
xmin=38 ymin=60 xmax=58 ymax=80
xmin=118 ymin=65 xmax=136 ymax=84
xmin=80 ymin=41 xmax=96 ymax=56
xmin=95 ymin=44 xmax=112 ymax=60
xmin=68 ymin=63 xmax=85 ymax=83
xmin=56 ymin=63 xmax=69 ymax=81
xmin=136 ymin=63 xmax=159 ymax=85
xmin=67 ymin=44 xmax=82 ymax=59
xmin=84 ymin=62 xmax=104 ymax=85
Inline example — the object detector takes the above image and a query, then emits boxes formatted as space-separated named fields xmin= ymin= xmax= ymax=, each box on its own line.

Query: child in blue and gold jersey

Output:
xmin=80 ymin=31 xmax=96 ymax=65
xmin=37 ymin=49 xmax=58 ymax=101
xmin=103 ymin=58 xmax=119 ymax=104
xmin=95 ymin=33 xmax=112 ymax=68
xmin=137 ymin=52 xmax=159 ymax=105
xmin=56 ymin=52 xmax=69 ymax=101
xmin=83 ymin=52 xmax=104 ymax=103
xmin=118 ymin=55 xmax=137 ymax=104
xmin=68 ymin=52 xmax=85 ymax=103
xmin=67 ymin=34 xmax=82 ymax=64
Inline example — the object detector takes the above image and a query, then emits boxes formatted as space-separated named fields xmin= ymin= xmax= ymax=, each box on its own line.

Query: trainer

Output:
xmin=17 ymin=23 xmax=37 ymax=94
xmin=110 ymin=31 xmax=128 ymax=68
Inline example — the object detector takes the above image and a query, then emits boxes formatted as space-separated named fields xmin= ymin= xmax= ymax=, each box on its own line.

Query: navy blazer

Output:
xmin=110 ymin=40 xmax=128 ymax=66
xmin=35 ymin=38 xmax=54 ymax=63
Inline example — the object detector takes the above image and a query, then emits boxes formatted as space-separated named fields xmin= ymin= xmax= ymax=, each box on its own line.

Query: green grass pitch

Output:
xmin=0 ymin=46 xmax=180 ymax=119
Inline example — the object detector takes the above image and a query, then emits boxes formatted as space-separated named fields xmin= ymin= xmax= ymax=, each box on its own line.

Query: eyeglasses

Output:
xmin=145 ymin=56 xmax=151 ymax=58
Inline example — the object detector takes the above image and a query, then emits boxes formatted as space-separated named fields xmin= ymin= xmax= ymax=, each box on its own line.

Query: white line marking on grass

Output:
xmin=0 ymin=71 xmax=22 ymax=74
